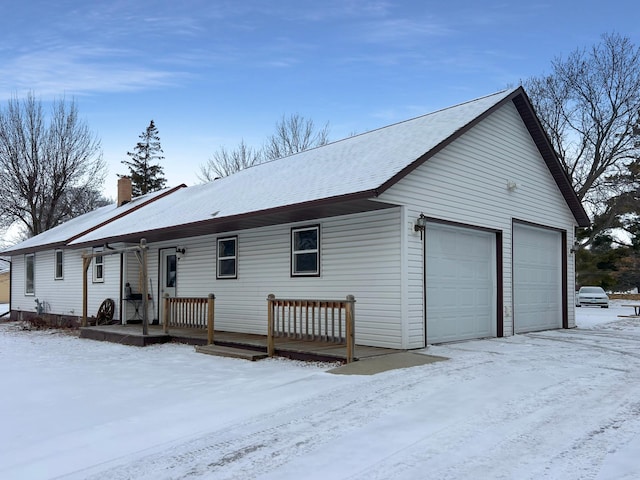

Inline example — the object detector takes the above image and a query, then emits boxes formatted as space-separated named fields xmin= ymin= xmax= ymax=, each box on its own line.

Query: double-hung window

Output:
xmin=25 ymin=253 xmax=35 ymax=295
xmin=291 ymin=225 xmax=320 ymax=276
xmin=93 ymin=248 xmax=104 ymax=283
xmin=217 ymin=236 xmax=238 ymax=279
xmin=54 ymin=250 xmax=64 ymax=280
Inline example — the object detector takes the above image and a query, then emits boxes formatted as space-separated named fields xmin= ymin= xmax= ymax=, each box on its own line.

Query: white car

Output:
xmin=576 ymin=286 xmax=609 ymax=308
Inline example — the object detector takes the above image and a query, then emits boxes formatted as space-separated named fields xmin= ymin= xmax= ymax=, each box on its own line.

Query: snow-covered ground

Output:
xmin=0 ymin=302 xmax=8 ymax=317
xmin=1 ymin=301 xmax=640 ymax=480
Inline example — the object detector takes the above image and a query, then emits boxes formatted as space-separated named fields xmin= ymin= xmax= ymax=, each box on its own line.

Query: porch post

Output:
xmin=207 ymin=293 xmax=215 ymax=345
xmin=81 ymin=256 xmax=91 ymax=327
xmin=163 ymin=293 xmax=170 ymax=334
xmin=267 ymin=294 xmax=275 ymax=357
xmin=345 ymin=294 xmax=356 ymax=363
xmin=140 ymin=239 xmax=149 ymax=336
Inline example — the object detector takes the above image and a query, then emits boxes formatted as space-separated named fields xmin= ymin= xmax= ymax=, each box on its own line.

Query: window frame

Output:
xmin=291 ymin=225 xmax=320 ymax=277
xmin=92 ymin=248 xmax=104 ymax=283
xmin=216 ymin=236 xmax=238 ymax=279
xmin=25 ymin=253 xmax=35 ymax=295
xmin=54 ymin=249 xmax=64 ymax=280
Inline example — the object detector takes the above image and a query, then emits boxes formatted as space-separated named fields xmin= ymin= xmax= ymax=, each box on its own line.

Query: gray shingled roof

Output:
xmin=1 ymin=187 xmax=184 ymax=254
xmin=70 ymin=88 xmax=533 ymax=246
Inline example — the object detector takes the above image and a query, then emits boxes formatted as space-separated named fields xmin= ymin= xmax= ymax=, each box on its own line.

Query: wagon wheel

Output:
xmin=96 ymin=298 xmax=115 ymax=325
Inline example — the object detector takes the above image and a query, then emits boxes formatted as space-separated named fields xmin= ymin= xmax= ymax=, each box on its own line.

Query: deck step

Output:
xmin=194 ymin=344 xmax=268 ymax=361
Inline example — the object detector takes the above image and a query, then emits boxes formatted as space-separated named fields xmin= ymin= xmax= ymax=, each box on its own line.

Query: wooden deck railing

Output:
xmin=163 ymin=294 xmax=216 ymax=344
xmin=267 ymin=294 xmax=356 ymax=363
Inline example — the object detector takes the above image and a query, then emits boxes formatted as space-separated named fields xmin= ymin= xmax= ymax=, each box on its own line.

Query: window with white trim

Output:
xmin=93 ymin=248 xmax=104 ymax=282
xmin=217 ymin=236 xmax=237 ymax=279
xmin=291 ymin=225 xmax=320 ymax=276
xmin=25 ymin=253 xmax=35 ymax=295
xmin=54 ymin=250 xmax=64 ymax=280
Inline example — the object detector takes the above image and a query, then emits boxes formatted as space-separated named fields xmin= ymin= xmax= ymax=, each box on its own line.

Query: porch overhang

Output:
xmin=70 ymin=192 xmax=397 ymax=248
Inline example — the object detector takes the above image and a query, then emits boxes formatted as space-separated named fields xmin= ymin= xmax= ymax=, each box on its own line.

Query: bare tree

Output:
xmin=525 ymin=33 xmax=640 ymax=222
xmin=199 ymin=114 xmax=330 ymax=179
xmin=0 ymin=93 xmax=106 ymax=238
xmin=263 ymin=113 xmax=330 ymax=161
xmin=198 ymin=139 xmax=263 ymax=182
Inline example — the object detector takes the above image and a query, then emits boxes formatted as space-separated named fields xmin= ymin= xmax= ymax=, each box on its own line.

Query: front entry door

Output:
xmin=160 ymin=249 xmax=177 ymax=324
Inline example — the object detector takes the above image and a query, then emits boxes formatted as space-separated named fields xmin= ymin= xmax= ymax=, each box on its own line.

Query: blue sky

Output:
xmin=1 ymin=0 xmax=638 ymax=200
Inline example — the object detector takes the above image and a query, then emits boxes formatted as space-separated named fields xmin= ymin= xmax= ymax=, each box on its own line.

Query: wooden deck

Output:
xmin=80 ymin=324 xmax=401 ymax=362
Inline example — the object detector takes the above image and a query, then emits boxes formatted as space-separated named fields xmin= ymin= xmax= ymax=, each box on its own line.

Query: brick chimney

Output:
xmin=117 ymin=176 xmax=132 ymax=206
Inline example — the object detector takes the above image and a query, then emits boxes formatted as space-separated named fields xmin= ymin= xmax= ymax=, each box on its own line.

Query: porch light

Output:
xmin=414 ymin=213 xmax=427 ymax=240
xmin=175 ymin=247 xmax=186 ymax=259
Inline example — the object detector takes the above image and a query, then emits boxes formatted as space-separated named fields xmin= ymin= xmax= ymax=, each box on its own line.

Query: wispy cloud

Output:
xmin=0 ymin=46 xmax=187 ymax=99
xmin=358 ymin=17 xmax=454 ymax=46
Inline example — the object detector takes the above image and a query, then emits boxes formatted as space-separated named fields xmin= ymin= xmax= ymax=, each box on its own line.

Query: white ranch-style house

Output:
xmin=2 ymin=87 xmax=589 ymax=349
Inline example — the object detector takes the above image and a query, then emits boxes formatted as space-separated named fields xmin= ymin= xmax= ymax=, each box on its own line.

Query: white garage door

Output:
xmin=513 ymin=223 xmax=562 ymax=333
xmin=426 ymin=223 xmax=496 ymax=344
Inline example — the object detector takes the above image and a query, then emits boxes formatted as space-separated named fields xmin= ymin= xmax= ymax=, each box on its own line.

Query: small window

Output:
xmin=55 ymin=250 xmax=64 ymax=280
xmin=165 ymin=254 xmax=177 ymax=288
xmin=93 ymin=248 xmax=104 ymax=283
xmin=291 ymin=225 xmax=320 ymax=276
xmin=25 ymin=253 xmax=35 ymax=295
xmin=217 ymin=236 xmax=237 ymax=279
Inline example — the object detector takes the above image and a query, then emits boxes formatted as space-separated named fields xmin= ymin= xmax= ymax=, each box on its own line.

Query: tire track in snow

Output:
xmin=64 ymin=328 xmax=640 ymax=480
xmin=525 ymin=331 xmax=640 ymax=360
xmin=345 ymin=355 xmax=640 ymax=480
xmin=349 ymin=334 xmax=640 ymax=480
xmin=71 ymin=358 xmax=477 ymax=480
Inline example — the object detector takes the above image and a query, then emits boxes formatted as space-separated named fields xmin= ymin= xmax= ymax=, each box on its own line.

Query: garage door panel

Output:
xmin=514 ymin=224 xmax=562 ymax=333
xmin=426 ymin=223 xmax=496 ymax=344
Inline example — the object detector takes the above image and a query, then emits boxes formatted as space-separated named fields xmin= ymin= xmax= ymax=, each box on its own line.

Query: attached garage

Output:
xmin=513 ymin=223 xmax=563 ymax=333
xmin=425 ymin=223 xmax=497 ymax=344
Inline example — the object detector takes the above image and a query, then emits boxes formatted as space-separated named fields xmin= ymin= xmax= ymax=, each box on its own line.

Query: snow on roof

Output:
xmin=70 ymin=89 xmax=517 ymax=246
xmin=1 ymin=187 xmax=182 ymax=254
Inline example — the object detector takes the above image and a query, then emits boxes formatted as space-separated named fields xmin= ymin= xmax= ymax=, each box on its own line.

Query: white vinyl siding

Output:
xmin=381 ymin=101 xmax=578 ymax=346
xmin=10 ymin=248 xmax=121 ymax=321
xmin=142 ymin=208 xmax=403 ymax=348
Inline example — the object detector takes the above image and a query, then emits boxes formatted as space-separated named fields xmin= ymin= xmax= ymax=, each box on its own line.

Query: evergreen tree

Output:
xmin=121 ymin=120 xmax=167 ymax=196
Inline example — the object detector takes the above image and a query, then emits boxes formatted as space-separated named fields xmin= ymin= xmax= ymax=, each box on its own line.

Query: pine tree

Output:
xmin=121 ymin=120 xmax=167 ymax=196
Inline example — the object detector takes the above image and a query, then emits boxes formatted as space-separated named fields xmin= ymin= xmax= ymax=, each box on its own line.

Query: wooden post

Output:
xmin=267 ymin=294 xmax=275 ymax=357
xmin=81 ymin=256 xmax=91 ymax=327
xmin=163 ymin=293 xmax=170 ymax=333
xmin=345 ymin=295 xmax=356 ymax=363
xmin=140 ymin=239 xmax=149 ymax=336
xmin=207 ymin=293 xmax=215 ymax=345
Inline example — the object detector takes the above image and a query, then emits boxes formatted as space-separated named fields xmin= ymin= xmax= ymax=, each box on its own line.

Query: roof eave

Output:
xmin=510 ymin=89 xmax=590 ymax=228
xmin=69 ymin=189 xmax=392 ymax=248
xmin=0 ymin=184 xmax=188 ymax=256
